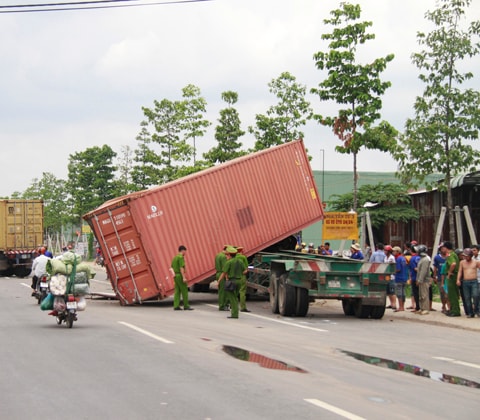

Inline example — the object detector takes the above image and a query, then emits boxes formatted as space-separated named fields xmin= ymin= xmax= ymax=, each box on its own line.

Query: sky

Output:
xmin=0 ymin=0 xmax=479 ymax=197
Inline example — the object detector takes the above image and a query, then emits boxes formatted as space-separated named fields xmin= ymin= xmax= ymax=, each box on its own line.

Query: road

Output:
xmin=1 ymin=268 xmax=480 ymax=420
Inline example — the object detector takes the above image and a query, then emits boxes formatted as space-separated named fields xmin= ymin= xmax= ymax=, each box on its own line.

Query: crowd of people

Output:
xmin=369 ymin=240 xmax=480 ymax=318
xmin=292 ymin=238 xmax=480 ymax=318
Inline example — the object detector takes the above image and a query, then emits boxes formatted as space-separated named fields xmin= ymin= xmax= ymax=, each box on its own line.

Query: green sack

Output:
xmin=40 ymin=293 xmax=54 ymax=311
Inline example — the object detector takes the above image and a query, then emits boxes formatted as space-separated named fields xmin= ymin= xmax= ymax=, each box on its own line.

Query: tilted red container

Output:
xmin=83 ymin=140 xmax=324 ymax=304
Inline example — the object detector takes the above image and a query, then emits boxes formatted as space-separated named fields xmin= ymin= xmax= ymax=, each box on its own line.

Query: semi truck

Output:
xmin=83 ymin=140 xmax=325 ymax=305
xmin=247 ymin=250 xmax=395 ymax=319
xmin=0 ymin=199 xmax=44 ymax=277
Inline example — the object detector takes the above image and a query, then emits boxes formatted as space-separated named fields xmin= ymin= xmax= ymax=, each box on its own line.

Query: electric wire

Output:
xmin=0 ymin=0 xmax=212 ymax=13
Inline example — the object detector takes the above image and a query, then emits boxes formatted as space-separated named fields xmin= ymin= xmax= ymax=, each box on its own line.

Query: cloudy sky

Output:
xmin=1 ymin=0 xmax=479 ymax=197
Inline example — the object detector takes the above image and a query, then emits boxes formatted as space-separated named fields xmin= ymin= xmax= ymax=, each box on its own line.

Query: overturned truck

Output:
xmin=83 ymin=140 xmax=325 ymax=305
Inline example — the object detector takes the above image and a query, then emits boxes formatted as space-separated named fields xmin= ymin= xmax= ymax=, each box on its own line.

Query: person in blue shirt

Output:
xmin=350 ymin=243 xmax=364 ymax=260
xmin=393 ymin=246 xmax=408 ymax=312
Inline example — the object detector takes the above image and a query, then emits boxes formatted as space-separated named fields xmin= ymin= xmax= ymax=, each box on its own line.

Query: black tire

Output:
xmin=342 ymin=299 xmax=355 ymax=316
xmin=295 ymin=287 xmax=309 ymax=317
xmin=278 ymin=274 xmax=296 ymax=316
xmin=370 ymin=305 xmax=386 ymax=319
xmin=354 ymin=300 xmax=372 ymax=319
xmin=66 ymin=312 xmax=75 ymax=328
xmin=269 ymin=274 xmax=279 ymax=314
xmin=37 ymin=290 xmax=47 ymax=305
xmin=14 ymin=266 xmax=31 ymax=278
xmin=56 ymin=316 xmax=63 ymax=325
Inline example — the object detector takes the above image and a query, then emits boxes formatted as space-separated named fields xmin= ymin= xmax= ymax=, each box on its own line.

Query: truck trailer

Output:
xmin=83 ymin=140 xmax=325 ymax=305
xmin=0 ymin=199 xmax=44 ymax=277
xmin=247 ymin=250 xmax=395 ymax=319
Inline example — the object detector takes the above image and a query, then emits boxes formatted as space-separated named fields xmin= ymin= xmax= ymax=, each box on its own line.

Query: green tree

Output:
xmin=396 ymin=0 xmax=480 ymax=242
xmin=67 ymin=145 xmax=117 ymax=218
xmin=329 ymin=183 xmax=419 ymax=228
xmin=249 ymin=71 xmax=313 ymax=151
xmin=311 ymin=2 xmax=396 ymax=211
xmin=115 ymin=144 xmax=136 ymax=195
xmin=22 ymin=172 xmax=70 ymax=236
xmin=180 ymin=84 xmax=211 ymax=166
xmin=131 ymin=122 xmax=163 ymax=189
xmin=204 ymin=91 xmax=246 ymax=164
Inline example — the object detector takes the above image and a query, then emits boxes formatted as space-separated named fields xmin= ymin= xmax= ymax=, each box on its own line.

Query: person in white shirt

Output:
xmin=31 ymin=247 xmax=51 ymax=295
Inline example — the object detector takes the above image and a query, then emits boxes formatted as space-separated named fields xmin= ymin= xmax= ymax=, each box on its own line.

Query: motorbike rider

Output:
xmin=31 ymin=247 xmax=51 ymax=295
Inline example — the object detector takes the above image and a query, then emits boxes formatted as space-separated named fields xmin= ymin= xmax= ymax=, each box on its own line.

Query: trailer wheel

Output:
xmin=295 ymin=287 xmax=309 ymax=317
xmin=278 ymin=274 xmax=295 ymax=316
xmin=341 ymin=299 xmax=355 ymax=316
xmin=370 ymin=305 xmax=386 ymax=319
xmin=269 ymin=274 xmax=279 ymax=314
xmin=14 ymin=266 xmax=31 ymax=278
xmin=354 ymin=300 xmax=372 ymax=319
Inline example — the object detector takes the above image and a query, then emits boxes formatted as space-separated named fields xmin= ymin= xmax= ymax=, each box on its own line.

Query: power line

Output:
xmin=0 ymin=0 xmax=212 ymax=13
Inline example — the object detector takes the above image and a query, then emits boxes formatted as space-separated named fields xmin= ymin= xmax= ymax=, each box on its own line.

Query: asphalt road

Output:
xmin=1 ymin=268 xmax=480 ymax=420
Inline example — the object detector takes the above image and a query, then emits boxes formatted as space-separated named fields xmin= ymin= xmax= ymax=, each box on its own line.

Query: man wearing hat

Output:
xmin=235 ymin=246 xmax=250 ymax=313
xmin=350 ymin=243 xmax=364 ymax=260
xmin=217 ymin=247 xmax=246 ymax=318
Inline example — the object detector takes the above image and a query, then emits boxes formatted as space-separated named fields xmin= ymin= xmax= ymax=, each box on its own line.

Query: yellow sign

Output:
xmin=81 ymin=224 xmax=91 ymax=234
xmin=322 ymin=212 xmax=358 ymax=240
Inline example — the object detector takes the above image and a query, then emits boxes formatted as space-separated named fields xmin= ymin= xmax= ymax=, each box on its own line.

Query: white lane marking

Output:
xmin=118 ymin=321 xmax=174 ymax=344
xmin=20 ymin=283 xmax=31 ymax=288
xmin=305 ymin=399 xmax=366 ymax=420
xmin=206 ymin=304 xmax=328 ymax=332
xmin=433 ymin=356 xmax=480 ymax=369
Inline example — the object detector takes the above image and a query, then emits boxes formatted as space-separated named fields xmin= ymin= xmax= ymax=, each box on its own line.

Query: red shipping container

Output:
xmin=83 ymin=140 xmax=324 ymax=305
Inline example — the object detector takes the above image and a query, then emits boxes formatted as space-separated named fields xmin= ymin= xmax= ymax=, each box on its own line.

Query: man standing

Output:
xmin=433 ymin=243 xmax=448 ymax=313
xmin=443 ymin=241 xmax=461 ymax=317
xmin=415 ymin=245 xmax=431 ymax=315
xmin=171 ymin=245 xmax=193 ymax=311
xmin=393 ymin=246 xmax=408 ymax=312
xmin=235 ymin=246 xmax=250 ymax=313
xmin=215 ymin=246 xmax=228 ymax=311
xmin=384 ymin=245 xmax=397 ymax=310
xmin=456 ymin=248 xmax=480 ymax=317
xmin=218 ymin=246 xmax=246 ymax=319
xmin=369 ymin=243 xmax=385 ymax=263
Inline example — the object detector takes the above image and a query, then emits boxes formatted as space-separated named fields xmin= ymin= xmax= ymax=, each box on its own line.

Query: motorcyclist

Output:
xmin=31 ymin=247 xmax=51 ymax=296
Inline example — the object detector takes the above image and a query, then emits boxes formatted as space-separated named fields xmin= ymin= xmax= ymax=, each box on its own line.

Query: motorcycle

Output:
xmin=53 ymin=294 xmax=78 ymax=328
xmin=33 ymin=274 xmax=49 ymax=305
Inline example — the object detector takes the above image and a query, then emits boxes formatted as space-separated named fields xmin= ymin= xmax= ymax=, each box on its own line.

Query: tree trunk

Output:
xmin=353 ymin=151 xmax=358 ymax=212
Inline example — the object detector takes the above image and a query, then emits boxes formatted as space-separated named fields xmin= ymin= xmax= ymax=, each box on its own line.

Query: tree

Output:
xmin=131 ymin=122 xmax=164 ymax=189
xmin=180 ymin=84 xmax=211 ymax=166
xmin=115 ymin=144 xmax=136 ymax=195
xmin=204 ymin=91 xmax=246 ymax=164
xmin=396 ymin=0 xmax=480 ymax=242
xmin=329 ymin=183 xmax=419 ymax=228
xmin=67 ymin=145 xmax=117 ymax=218
xmin=249 ymin=71 xmax=313 ymax=151
xmin=311 ymin=2 xmax=396 ymax=211
xmin=22 ymin=172 xmax=70 ymax=236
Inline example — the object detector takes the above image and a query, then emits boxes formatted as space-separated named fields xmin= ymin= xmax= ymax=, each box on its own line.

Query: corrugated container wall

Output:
xmin=84 ymin=140 xmax=324 ymax=305
xmin=0 ymin=200 xmax=44 ymax=251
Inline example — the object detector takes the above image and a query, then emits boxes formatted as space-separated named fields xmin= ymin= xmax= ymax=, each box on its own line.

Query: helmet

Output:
xmin=44 ymin=251 xmax=53 ymax=258
xmin=414 ymin=244 xmax=428 ymax=255
xmin=39 ymin=246 xmax=46 ymax=255
xmin=463 ymin=248 xmax=473 ymax=257
xmin=384 ymin=245 xmax=393 ymax=252
xmin=455 ymin=248 xmax=463 ymax=255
